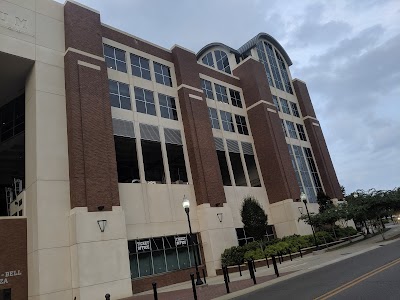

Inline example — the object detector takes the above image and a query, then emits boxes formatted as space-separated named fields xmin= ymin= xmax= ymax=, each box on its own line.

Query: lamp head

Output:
xmin=300 ymin=192 xmax=307 ymax=202
xmin=182 ymin=195 xmax=190 ymax=209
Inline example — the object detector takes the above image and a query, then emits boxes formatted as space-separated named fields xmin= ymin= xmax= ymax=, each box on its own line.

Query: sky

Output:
xmin=58 ymin=0 xmax=400 ymax=194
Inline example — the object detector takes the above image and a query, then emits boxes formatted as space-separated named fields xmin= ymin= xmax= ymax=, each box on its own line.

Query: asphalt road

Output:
xmin=236 ymin=239 xmax=400 ymax=300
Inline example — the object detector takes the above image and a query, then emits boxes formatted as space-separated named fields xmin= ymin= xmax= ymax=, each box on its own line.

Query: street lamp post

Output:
xmin=301 ymin=192 xmax=319 ymax=250
xmin=182 ymin=195 xmax=204 ymax=286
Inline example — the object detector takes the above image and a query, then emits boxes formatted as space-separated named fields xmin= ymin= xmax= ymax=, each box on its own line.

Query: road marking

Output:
xmin=315 ymin=257 xmax=400 ymax=300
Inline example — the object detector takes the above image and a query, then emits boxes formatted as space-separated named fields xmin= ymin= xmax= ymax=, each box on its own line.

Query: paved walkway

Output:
xmin=122 ymin=224 xmax=400 ymax=300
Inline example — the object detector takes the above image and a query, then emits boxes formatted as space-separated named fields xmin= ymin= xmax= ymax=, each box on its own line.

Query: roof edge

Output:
xmin=196 ymin=42 xmax=240 ymax=60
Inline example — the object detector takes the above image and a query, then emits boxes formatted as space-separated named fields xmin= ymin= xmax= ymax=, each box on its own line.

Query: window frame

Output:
xmin=103 ymin=44 xmax=127 ymax=73
xmin=280 ymin=98 xmax=291 ymax=115
xmin=215 ymin=84 xmax=228 ymax=103
xmin=214 ymin=50 xmax=231 ymax=74
xmin=201 ymin=79 xmax=214 ymax=99
xmin=159 ymin=93 xmax=178 ymax=121
xmin=296 ymin=123 xmax=307 ymax=141
xmin=229 ymin=89 xmax=242 ymax=108
xmin=286 ymin=120 xmax=298 ymax=139
xmin=134 ymin=87 xmax=156 ymax=116
xmin=290 ymin=101 xmax=300 ymax=117
xmin=153 ymin=62 xmax=172 ymax=87
xmin=235 ymin=115 xmax=249 ymax=135
xmin=220 ymin=110 xmax=235 ymax=132
xmin=109 ymin=80 xmax=131 ymax=110
xmin=208 ymin=107 xmax=220 ymax=129
xmin=130 ymin=53 xmax=151 ymax=80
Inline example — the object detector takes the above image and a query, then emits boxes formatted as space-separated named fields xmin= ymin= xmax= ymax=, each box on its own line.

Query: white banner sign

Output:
xmin=136 ymin=240 xmax=150 ymax=252
xmin=175 ymin=236 xmax=188 ymax=246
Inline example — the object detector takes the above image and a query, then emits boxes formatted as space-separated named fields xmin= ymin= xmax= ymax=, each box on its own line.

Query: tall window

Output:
xmin=159 ymin=94 xmax=178 ymax=120
xmin=141 ymin=140 xmax=165 ymax=183
xmin=166 ymin=142 xmax=188 ymax=184
xmin=214 ymin=50 xmax=231 ymax=74
xmin=286 ymin=121 xmax=298 ymax=139
xmin=128 ymin=234 xmax=200 ymax=278
xmin=256 ymin=41 xmax=274 ymax=87
xmin=217 ymin=150 xmax=231 ymax=186
xmin=109 ymin=80 xmax=131 ymax=110
xmin=281 ymin=119 xmax=288 ymax=137
xmin=103 ymin=44 xmax=127 ymax=72
xmin=208 ymin=107 xmax=220 ymax=129
xmin=275 ymin=50 xmax=293 ymax=94
xmin=0 ymin=94 xmax=24 ymax=142
xmin=242 ymin=142 xmax=261 ymax=187
xmin=228 ymin=150 xmax=247 ymax=186
xmin=201 ymin=79 xmax=214 ymax=99
xmin=296 ymin=124 xmax=307 ymax=141
xmin=130 ymin=54 xmax=151 ymax=80
xmin=303 ymin=147 xmax=323 ymax=193
xmin=229 ymin=89 xmax=242 ymax=108
xmin=288 ymin=144 xmax=304 ymax=193
xmin=202 ymin=52 xmax=214 ymax=67
xmin=272 ymin=95 xmax=280 ymax=111
xmin=290 ymin=101 xmax=300 ymax=117
xmin=215 ymin=84 xmax=228 ymax=103
xmin=293 ymin=145 xmax=316 ymax=202
xmin=154 ymin=62 xmax=172 ymax=86
xmin=264 ymin=42 xmax=284 ymax=91
xmin=134 ymin=87 xmax=156 ymax=116
xmin=280 ymin=98 xmax=290 ymax=114
xmin=235 ymin=115 xmax=249 ymax=135
xmin=220 ymin=110 xmax=235 ymax=132
xmin=114 ymin=136 xmax=140 ymax=183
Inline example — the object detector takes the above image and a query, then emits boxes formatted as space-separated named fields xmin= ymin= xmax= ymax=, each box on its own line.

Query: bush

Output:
xmin=315 ymin=231 xmax=335 ymax=244
xmin=221 ymin=246 xmax=245 ymax=266
xmin=244 ymin=248 xmax=264 ymax=260
xmin=335 ymin=226 xmax=358 ymax=238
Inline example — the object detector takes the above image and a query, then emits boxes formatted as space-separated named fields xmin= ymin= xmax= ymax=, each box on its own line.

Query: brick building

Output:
xmin=0 ymin=0 xmax=342 ymax=299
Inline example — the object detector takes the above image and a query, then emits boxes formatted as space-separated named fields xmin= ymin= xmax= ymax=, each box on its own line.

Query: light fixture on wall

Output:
xmin=217 ymin=213 xmax=223 ymax=223
xmin=97 ymin=220 xmax=107 ymax=233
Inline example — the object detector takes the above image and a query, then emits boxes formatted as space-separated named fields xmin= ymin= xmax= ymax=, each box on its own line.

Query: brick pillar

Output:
xmin=233 ymin=58 xmax=300 ymax=203
xmin=293 ymin=79 xmax=342 ymax=199
xmin=171 ymin=46 xmax=226 ymax=207
xmin=64 ymin=2 xmax=119 ymax=211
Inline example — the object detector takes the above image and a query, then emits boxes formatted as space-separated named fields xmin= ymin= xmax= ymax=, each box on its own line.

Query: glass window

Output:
xmin=103 ymin=44 xmax=127 ymax=72
xmin=134 ymin=87 xmax=156 ymax=116
xmin=235 ymin=115 xmax=249 ymax=135
xmin=272 ymin=95 xmax=280 ymax=111
xmin=0 ymin=94 xmax=25 ymax=143
xmin=229 ymin=89 xmax=242 ymax=108
xmin=201 ymin=52 xmax=214 ymax=67
xmin=208 ymin=107 xmax=220 ymax=129
xmin=201 ymin=79 xmax=214 ymax=99
xmin=264 ymin=42 xmax=284 ymax=91
xmin=220 ymin=110 xmax=235 ymax=132
xmin=229 ymin=152 xmax=247 ymax=186
xmin=215 ymin=84 xmax=228 ymax=103
xmin=166 ymin=143 xmax=188 ymax=184
xmin=109 ymin=80 xmax=131 ymax=110
xmin=256 ymin=41 xmax=274 ymax=87
xmin=138 ymin=251 xmax=153 ymax=276
xmin=288 ymin=144 xmax=304 ymax=193
xmin=154 ymin=62 xmax=172 ymax=86
xmin=275 ymin=50 xmax=293 ymax=94
xmin=293 ymin=145 xmax=316 ymax=202
xmin=159 ymin=94 xmax=178 ymax=120
xmin=296 ymin=123 xmax=307 ymax=141
xmin=217 ymin=150 xmax=231 ymax=186
xmin=290 ymin=101 xmax=300 ymax=117
xmin=244 ymin=154 xmax=261 ymax=187
xmin=280 ymin=98 xmax=290 ymax=115
xmin=286 ymin=120 xmax=298 ymax=139
xmin=130 ymin=54 xmax=151 ymax=80
xmin=281 ymin=119 xmax=288 ymax=137
xmin=304 ymin=147 xmax=323 ymax=193
xmin=141 ymin=140 xmax=165 ymax=183
xmin=114 ymin=136 xmax=140 ymax=183
xmin=214 ymin=50 xmax=231 ymax=74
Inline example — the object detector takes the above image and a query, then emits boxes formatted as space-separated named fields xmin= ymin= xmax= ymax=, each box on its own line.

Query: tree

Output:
xmin=240 ymin=196 xmax=268 ymax=241
xmin=317 ymin=192 xmax=334 ymax=213
xmin=341 ymin=185 xmax=346 ymax=197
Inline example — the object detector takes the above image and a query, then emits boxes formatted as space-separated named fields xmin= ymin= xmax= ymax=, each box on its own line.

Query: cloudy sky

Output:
xmin=58 ymin=0 xmax=400 ymax=194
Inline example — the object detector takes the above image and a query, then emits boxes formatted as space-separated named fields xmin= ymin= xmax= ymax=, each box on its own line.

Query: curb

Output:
xmin=213 ymin=236 xmax=400 ymax=300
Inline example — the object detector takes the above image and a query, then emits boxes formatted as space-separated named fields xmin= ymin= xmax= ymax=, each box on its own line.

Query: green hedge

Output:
xmin=221 ymin=227 xmax=357 ymax=266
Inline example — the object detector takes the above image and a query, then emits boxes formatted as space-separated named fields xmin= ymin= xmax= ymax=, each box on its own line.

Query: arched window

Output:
xmin=201 ymin=52 xmax=214 ymax=67
xmin=214 ymin=50 xmax=231 ymax=74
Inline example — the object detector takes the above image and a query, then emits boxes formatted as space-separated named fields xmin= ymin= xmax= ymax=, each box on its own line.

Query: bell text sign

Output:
xmin=0 ymin=0 xmax=35 ymax=37
xmin=0 ymin=270 xmax=22 ymax=285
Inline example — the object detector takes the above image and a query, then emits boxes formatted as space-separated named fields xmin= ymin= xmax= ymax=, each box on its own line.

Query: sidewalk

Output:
xmin=123 ymin=224 xmax=400 ymax=300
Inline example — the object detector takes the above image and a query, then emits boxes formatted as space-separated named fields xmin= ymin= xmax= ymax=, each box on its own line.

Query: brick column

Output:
xmin=233 ymin=58 xmax=300 ymax=203
xmin=64 ymin=2 xmax=119 ymax=211
xmin=171 ymin=46 xmax=226 ymax=207
xmin=293 ymin=79 xmax=342 ymax=199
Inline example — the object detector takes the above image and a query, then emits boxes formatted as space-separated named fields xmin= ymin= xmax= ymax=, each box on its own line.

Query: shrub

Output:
xmin=315 ymin=231 xmax=334 ymax=244
xmin=244 ymin=248 xmax=264 ymax=260
xmin=335 ymin=226 xmax=358 ymax=238
xmin=221 ymin=246 xmax=245 ymax=266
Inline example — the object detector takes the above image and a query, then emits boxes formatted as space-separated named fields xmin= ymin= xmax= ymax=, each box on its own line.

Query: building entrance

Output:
xmin=0 ymin=288 xmax=11 ymax=300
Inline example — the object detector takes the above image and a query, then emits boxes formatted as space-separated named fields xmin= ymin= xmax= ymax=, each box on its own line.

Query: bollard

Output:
xmin=299 ymin=246 xmax=303 ymax=258
xmin=202 ymin=268 xmax=207 ymax=284
xmin=271 ymin=255 xmax=280 ymax=277
xmin=280 ymin=251 xmax=284 ymax=263
xmin=190 ymin=274 xmax=198 ymax=300
xmin=105 ymin=294 xmax=110 ymax=300
xmin=252 ymin=258 xmax=257 ymax=272
xmin=222 ymin=266 xmax=230 ymax=294
xmin=278 ymin=252 xmax=282 ymax=264
xmin=265 ymin=255 xmax=270 ymax=268
xmin=238 ymin=263 xmax=242 ymax=276
xmin=288 ymin=248 xmax=292 ymax=261
xmin=247 ymin=259 xmax=257 ymax=284
xmin=225 ymin=266 xmax=230 ymax=283
xmin=152 ymin=282 xmax=158 ymax=300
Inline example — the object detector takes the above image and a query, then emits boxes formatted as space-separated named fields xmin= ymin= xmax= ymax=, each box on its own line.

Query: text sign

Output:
xmin=175 ymin=236 xmax=187 ymax=246
xmin=136 ymin=240 xmax=150 ymax=252
xmin=0 ymin=0 xmax=35 ymax=37
xmin=0 ymin=270 xmax=22 ymax=285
